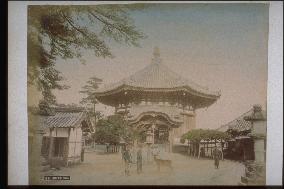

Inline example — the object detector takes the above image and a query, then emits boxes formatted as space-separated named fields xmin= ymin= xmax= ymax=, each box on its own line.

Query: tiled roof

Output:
xmin=218 ymin=105 xmax=267 ymax=132
xmin=244 ymin=105 xmax=267 ymax=121
xmin=218 ymin=109 xmax=253 ymax=132
xmin=96 ymin=51 xmax=220 ymax=98
xmin=44 ymin=112 xmax=86 ymax=128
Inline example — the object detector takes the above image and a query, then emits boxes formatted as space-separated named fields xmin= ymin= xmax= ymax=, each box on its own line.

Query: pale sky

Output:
xmin=29 ymin=3 xmax=269 ymax=129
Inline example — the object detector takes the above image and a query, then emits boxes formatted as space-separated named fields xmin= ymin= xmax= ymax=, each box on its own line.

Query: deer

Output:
xmin=153 ymin=154 xmax=173 ymax=172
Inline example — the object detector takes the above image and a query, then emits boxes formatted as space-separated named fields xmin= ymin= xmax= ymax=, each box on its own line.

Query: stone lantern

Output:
xmin=240 ymin=104 xmax=267 ymax=185
xmin=245 ymin=105 xmax=267 ymax=163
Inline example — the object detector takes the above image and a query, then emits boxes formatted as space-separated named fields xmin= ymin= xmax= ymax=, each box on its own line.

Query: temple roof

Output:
xmin=95 ymin=48 xmax=221 ymax=99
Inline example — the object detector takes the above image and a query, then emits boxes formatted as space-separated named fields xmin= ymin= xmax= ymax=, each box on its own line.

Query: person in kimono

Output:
xmin=123 ymin=145 xmax=132 ymax=176
xmin=212 ymin=147 xmax=222 ymax=169
xmin=137 ymin=144 xmax=143 ymax=174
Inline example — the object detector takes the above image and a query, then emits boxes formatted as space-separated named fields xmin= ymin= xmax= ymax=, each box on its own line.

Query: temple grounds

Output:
xmin=40 ymin=151 xmax=245 ymax=185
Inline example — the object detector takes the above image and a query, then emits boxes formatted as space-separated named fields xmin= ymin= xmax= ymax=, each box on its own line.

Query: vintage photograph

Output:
xmin=27 ymin=3 xmax=269 ymax=185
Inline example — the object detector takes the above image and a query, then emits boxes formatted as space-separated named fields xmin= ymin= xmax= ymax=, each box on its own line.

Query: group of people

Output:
xmin=121 ymin=144 xmax=144 ymax=176
xmin=121 ymin=144 xmax=223 ymax=176
xmin=121 ymin=143 xmax=164 ymax=176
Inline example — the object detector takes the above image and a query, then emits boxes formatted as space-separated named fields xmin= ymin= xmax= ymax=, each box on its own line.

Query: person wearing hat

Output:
xmin=123 ymin=144 xmax=132 ymax=176
xmin=137 ymin=144 xmax=143 ymax=174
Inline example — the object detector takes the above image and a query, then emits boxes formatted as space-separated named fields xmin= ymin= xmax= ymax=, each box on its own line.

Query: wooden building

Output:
xmin=94 ymin=47 xmax=220 ymax=152
xmin=217 ymin=105 xmax=266 ymax=162
xmin=41 ymin=108 xmax=94 ymax=167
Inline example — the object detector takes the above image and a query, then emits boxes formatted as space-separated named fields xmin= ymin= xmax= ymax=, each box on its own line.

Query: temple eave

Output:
xmin=95 ymin=96 xmax=218 ymax=110
xmin=95 ymin=85 xmax=220 ymax=100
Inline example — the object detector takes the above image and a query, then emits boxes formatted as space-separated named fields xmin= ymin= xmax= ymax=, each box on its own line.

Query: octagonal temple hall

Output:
xmin=94 ymin=47 xmax=221 ymax=151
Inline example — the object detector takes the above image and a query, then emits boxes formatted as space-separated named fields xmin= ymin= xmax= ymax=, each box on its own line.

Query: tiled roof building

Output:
xmin=94 ymin=47 xmax=220 ymax=151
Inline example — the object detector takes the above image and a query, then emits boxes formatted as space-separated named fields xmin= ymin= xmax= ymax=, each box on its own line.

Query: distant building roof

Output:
xmin=218 ymin=109 xmax=253 ymax=132
xmin=217 ymin=105 xmax=266 ymax=133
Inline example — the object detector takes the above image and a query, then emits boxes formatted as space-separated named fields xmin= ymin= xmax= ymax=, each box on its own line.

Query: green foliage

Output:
xmin=94 ymin=114 xmax=128 ymax=144
xmin=226 ymin=128 xmax=251 ymax=138
xmin=94 ymin=114 xmax=146 ymax=144
xmin=180 ymin=138 xmax=186 ymax=144
xmin=80 ymin=76 xmax=102 ymax=105
xmin=181 ymin=129 xmax=231 ymax=143
xmin=37 ymin=66 xmax=70 ymax=105
xmin=28 ymin=5 xmax=146 ymax=105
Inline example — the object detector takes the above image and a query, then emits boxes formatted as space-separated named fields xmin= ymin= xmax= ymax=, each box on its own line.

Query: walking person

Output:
xmin=81 ymin=147 xmax=85 ymax=162
xmin=123 ymin=145 xmax=132 ymax=176
xmin=137 ymin=144 xmax=143 ymax=174
xmin=212 ymin=147 xmax=222 ymax=169
xmin=121 ymin=144 xmax=126 ymax=161
xmin=106 ymin=143 xmax=109 ymax=153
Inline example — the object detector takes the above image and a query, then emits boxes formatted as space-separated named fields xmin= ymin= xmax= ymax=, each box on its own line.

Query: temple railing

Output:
xmin=115 ymin=103 xmax=195 ymax=120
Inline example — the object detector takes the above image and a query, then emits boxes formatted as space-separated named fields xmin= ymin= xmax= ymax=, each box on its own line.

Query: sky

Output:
xmin=29 ymin=3 xmax=269 ymax=129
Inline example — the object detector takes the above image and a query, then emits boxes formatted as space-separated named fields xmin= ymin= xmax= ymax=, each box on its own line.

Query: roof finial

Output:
xmin=153 ymin=46 xmax=160 ymax=58
xmin=152 ymin=46 xmax=161 ymax=64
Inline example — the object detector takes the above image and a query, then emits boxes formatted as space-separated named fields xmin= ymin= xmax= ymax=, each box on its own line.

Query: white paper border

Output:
xmin=266 ymin=1 xmax=283 ymax=186
xmin=8 ymin=1 xmax=283 ymax=185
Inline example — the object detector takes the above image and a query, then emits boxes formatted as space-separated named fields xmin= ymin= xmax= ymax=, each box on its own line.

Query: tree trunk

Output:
xmin=198 ymin=142 xmax=201 ymax=159
xmin=221 ymin=139 xmax=224 ymax=160
xmin=93 ymin=103 xmax=96 ymax=126
xmin=206 ymin=141 xmax=209 ymax=157
xmin=187 ymin=141 xmax=190 ymax=156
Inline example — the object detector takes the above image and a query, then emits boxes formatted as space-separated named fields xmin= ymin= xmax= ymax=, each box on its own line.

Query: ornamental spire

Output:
xmin=152 ymin=46 xmax=161 ymax=64
xmin=154 ymin=46 xmax=160 ymax=58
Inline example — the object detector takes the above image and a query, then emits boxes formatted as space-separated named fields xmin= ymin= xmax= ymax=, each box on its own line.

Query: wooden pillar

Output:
xmin=187 ymin=140 xmax=190 ymax=155
xmin=48 ymin=128 xmax=54 ymax=160
xmin=206 ymin=141 xmax=209 ymax=157
xmin=198 ymin=142 xmax=201 ymax=159
xmin=152 ymin=124 xmax=155 ymax=144
xmin=221 ymin=139 xmax=224 ymax=160
xmin=169 ymin=129 xmax=173 ymax=153
xmin=210 ymin=143 xmax=213 ymax=158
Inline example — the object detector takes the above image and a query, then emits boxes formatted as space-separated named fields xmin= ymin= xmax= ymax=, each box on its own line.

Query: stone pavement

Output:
xmin=39 ymin=151 xmax=245 ymax=185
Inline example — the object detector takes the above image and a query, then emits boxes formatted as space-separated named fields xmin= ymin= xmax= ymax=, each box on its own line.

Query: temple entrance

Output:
xmin=136 ymin=124 xmax=170 ymax=144
xmin=130 ymin=112 xmax=180 ymax=152
xmin=154 ymin=125 xmax=169 ymax=144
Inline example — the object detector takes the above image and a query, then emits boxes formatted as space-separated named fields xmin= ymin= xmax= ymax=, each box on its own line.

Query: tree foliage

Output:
xmin=94 ymin=114 xmax=145 ymax=144
xmin=28 ymin=5 xmax=146 ymax=104
xmin=79 ymin=76 xmax=102 ymax=105
xmin=94 ymin=115 xmax=128 ymax=144
xmin=226 ymin=128 xmax=251 ymax=138
xmin=181 ymin=129 xmax=231 ymax=143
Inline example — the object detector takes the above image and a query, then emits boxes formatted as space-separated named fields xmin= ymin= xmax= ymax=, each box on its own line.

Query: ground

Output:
xmin=39 ymin=150 xmax=245 ymax=185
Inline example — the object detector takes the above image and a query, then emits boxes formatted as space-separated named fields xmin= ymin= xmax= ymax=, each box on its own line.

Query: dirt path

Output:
xmin=40 ymin=152 xmax=245 ymax=185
